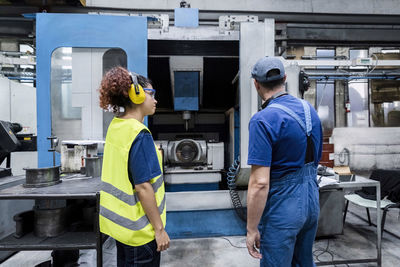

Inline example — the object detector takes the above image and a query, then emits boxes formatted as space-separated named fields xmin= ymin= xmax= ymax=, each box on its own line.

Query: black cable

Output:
xmin=229 ymin=189 xmax=247 ymax=221
xmin=226 ymin=156 xmax=247 ymax=222
xmin=313 ymin=239 xmax=349 ymax=267
xmin=219 ymin=237 xmax=247 ymax=249
xmin=313 ymin=239 xmax=334 ymax=263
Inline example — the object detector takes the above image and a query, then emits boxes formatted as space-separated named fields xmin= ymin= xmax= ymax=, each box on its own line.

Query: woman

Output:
xmin=98 ymin=66 xmax=169 ymax=267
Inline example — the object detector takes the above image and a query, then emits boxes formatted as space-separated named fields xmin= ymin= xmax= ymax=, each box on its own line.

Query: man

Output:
xmin=246 ymin=57 xmax=323 ymax=266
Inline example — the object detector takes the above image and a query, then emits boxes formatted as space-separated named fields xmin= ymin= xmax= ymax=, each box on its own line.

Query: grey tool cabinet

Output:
xmin=0 ymin=176 xmax=103 ymax=266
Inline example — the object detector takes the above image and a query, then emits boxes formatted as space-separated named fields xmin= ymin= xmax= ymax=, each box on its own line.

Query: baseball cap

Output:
xmin=251 ymin=57 xmax=285 ymax=82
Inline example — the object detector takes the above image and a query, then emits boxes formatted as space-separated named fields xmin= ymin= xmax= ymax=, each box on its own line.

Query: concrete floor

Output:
xmin=1 ymin=203 xmax=399 ymax=267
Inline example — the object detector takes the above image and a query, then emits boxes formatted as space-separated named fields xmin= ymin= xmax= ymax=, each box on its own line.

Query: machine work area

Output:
xmin=1 ymin=0 xmax=400 ymax=266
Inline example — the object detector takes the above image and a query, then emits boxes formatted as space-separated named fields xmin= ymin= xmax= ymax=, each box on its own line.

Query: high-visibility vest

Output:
xmin=99 ymin=117 xmax=165 ymax=246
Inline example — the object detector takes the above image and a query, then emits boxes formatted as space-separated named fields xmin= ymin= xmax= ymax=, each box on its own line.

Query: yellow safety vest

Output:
xmin=99 ymin=117 xmax=165 ymax=246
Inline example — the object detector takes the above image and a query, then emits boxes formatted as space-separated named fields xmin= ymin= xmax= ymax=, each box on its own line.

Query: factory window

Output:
xmin=51 ymin=47 xmax=126 ymax=144
xmin=316 ymin=49 xmax=335 ymax=132
xmin=19 ymin=44 xmax=34 ymax=70
xmin=102 ymin=48 xmax=127 ymax=74
xmin=370 ymin=95 xmax=400 ymax=127
xmin=102 ymin=48 xmax=127 ymax=137
xmin=19 ymin=44 xmax=35 ymax=86
xmin=348 ymin=49 xmax=369 ymax=127
xmin=50 ymin=47 xmax=81 ymax=145
xmin=369 ymin=52 xmax=400 ymax=127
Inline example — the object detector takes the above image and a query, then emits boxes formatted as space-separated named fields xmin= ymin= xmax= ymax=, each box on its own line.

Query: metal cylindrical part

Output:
xmin=85 ymin=156 xmax=103 ymax=178
xmin=182 ymin=111 xmax=191 ymax=120
xmin=34 ymin=208 xmax=66 ymax=237
xmin=24 ymin=166 xmax=61 ymax=188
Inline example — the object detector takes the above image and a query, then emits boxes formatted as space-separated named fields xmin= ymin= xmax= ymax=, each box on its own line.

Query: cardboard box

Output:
xmin=333 ymin=166 xmax=355 ymax=182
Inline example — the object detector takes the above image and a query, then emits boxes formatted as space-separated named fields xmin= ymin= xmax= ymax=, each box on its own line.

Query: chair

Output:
xmin=343 ymin=194 xmax=399 ymax=234
xmin=342 ymin=170 xmax=400 ymax=235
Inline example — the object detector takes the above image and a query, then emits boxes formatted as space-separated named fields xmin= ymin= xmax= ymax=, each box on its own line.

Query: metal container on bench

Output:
xmin=23 ymin=166 xmax=61 ymax=188
xmin=34 ymin=207 xmax=66 ymax=237
xmin=84 ymin=156 xmax=103 ymax=178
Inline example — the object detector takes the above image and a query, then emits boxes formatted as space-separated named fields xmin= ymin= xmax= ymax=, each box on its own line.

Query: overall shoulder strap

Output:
xmin=300 ymin=99 xmax=312 ymax=136
xmin=268 ymin=103 xmax=307 ymax=134
xmin=268 ymin=99 xmax=312 ymax=136
xmin=269 ymin=99 xmax=315 ymax=164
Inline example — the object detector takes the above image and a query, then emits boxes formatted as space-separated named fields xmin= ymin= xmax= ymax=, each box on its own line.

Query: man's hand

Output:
xmin=246 ymin=229 xmax=262 ymax=259
xmin=155 ymin=228 xmax=170 ymax=252
xmin=246 ymin=165 xmax=269 ymax=260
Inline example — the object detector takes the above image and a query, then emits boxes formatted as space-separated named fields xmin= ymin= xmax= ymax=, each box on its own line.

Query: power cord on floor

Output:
xmin=313 ymin=239 xmax=349 ymax=267
xmin=219 ymin=237 xmax=247 ymax=249
xmin=313 ymin=239 xmax=333 ymax=262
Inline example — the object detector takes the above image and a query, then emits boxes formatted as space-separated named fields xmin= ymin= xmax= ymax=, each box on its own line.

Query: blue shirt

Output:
xmin=128 ymin=130 xmax=161 ymax=186
xmin=247 ymin=94 xmax=322 ymax=180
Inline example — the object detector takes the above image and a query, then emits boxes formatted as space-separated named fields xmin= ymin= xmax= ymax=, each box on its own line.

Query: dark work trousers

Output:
xmin=259 ymin=163 xmax=320 ymax=267
xmin=116 ymin=239 xmax=160 ymax=267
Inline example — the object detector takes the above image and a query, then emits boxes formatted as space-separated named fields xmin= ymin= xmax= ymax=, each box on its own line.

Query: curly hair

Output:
xmin=99 ymin=66 xmax=152 ymax=113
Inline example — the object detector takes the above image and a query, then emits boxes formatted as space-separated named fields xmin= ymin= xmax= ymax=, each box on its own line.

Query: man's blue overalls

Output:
xmin=259 ymin=99 xmax=319 ymax=267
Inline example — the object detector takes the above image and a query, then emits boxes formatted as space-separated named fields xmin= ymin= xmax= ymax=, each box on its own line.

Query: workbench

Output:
xmin=0 ymin=176 xmax=103 ymax=266
xmin=316 ymin=175 xmax=382 ymax=266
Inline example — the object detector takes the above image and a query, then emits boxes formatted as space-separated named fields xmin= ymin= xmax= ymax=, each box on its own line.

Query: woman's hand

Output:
xmin=155 ymin=228 xmax=170 ymax=251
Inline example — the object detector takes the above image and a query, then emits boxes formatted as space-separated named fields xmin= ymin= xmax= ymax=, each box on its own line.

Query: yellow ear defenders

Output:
xmin=128 ymin=72 xmax=146 ymax=104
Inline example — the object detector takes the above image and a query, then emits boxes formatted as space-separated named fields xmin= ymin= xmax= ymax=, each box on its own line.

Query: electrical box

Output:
xmin=353 ymin=57 xmax=373 ymax=66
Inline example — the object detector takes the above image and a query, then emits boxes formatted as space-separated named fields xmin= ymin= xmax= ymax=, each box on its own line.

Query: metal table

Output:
xmin=0 ymin=176 xmax=103 ymax=266
xmin=316 ymin=175 xmax=381 ymax=266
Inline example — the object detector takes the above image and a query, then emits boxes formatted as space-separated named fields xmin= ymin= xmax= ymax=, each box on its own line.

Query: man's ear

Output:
xmin=253 ymin=79 xmax=260 ymax=90
xmin=282 ymin=74 xmax=287 ymax=83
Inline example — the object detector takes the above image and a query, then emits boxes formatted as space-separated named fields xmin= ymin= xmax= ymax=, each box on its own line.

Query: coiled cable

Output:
xmin=227 ymin=156 xmax=240 ymax=189
xmin=227 ymin=156 xmax=247 ymax=222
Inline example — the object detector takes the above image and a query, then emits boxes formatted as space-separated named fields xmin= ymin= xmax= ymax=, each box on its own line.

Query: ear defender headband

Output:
xmin=128 ymin=72 xmax=146 ymax=104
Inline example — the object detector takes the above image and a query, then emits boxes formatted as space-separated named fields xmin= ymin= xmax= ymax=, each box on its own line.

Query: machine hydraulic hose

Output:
xmin=227 ymin=156 xmax=247 ymax=221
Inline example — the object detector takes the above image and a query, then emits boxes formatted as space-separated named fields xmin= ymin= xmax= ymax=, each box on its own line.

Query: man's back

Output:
xmin=248 ymin=94 xmax=323 ymax=180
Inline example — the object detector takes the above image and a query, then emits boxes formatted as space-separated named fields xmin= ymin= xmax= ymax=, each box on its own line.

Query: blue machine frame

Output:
xmin=35 ymin=13 xmax=245 ymax=239
xmin=36 ymin=13 xmax=147 ymax=167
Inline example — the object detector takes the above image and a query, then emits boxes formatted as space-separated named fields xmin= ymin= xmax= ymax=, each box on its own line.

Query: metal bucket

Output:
xmin=24 ymin=166 xmax=61 ymax=188
xmin=34 ymin=207 xmax=66 ymax=237
xmin=84 ymin=156 xmax=103 ymax=178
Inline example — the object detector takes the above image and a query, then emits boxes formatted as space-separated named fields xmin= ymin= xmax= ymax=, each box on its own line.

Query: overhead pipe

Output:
xmin=308 ymin=76 xmax=400 ymax=80
xmin=0 ymin=51 xmax=33 ymax=57
xmin=0 ymin=70 xmax=35 ymax=77
xmin=7 ymin=77 xmax=36 ymax=81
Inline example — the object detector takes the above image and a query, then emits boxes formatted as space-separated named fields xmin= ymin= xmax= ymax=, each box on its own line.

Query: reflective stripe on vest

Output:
xmin=100 ymin=193 xmax=166 ymax=231
xmin=100 ymin=177 xmax=164 ymax=206
xmin=99 ymin=117 xmax=165 ymax=246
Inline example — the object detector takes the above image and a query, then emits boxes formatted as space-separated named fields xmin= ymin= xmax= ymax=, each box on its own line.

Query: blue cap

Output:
xmin=251 ymin=57 xmax=285 ymax=82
